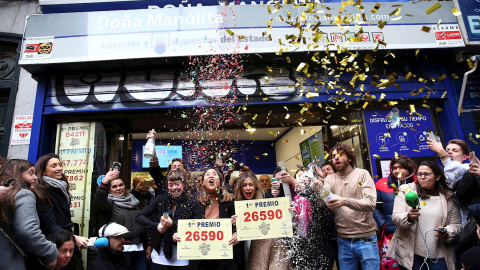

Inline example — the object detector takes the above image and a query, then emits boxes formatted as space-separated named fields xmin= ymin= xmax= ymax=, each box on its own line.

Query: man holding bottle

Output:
xmin=313 ymin=143 xmax=379 ymax=270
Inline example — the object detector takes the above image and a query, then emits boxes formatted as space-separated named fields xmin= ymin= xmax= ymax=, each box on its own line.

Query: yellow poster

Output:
xmin=235 ymin=197 xmax=293 ymax=241
xmin=177 ymin=219 xmax=233 ymax=260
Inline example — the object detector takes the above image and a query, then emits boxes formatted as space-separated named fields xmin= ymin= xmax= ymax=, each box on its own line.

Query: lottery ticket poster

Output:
xmin=177 ymin=219 xmax=233 ymax=260
xmin=55 ymin=122 xmax=95 ymax=235
xmin=235 ymin=197 xmax=293 ymax=241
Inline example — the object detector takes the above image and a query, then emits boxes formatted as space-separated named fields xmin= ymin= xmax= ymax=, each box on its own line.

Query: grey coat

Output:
xmin=0 ymin=188 xmax=58 ymax=270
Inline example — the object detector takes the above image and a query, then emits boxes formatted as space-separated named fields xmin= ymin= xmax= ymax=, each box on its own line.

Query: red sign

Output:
xmin=435 ymin=31 xmax=462 ymax=40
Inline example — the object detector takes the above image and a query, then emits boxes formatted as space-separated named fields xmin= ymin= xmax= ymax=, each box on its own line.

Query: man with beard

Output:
xmin=313 ymin=143 xmax=379 ymax=270
xmin=88 ymin=222 xmax=132 ymax=270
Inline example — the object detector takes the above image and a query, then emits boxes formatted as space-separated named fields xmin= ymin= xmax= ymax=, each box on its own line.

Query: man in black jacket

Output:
xmin=88 ymin=222 xmax=132 ymax=270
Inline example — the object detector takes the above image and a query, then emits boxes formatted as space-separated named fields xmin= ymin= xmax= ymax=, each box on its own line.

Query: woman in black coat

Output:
xmin=136 ymin=169 xmax=195 ymax=270
xmin=94 ymin=169 xmax=150 ymax=270
xmin=174 ymin=166 xmax=240 ymax=270
xmin=34 ymin=153 xmax=89 ymax=248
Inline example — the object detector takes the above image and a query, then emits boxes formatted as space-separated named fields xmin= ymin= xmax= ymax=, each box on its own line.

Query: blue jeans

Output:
xmin=337 ymin=235 xmax=380 ymax=270
xmin=399 ymin=255 xmax=447 ymax=270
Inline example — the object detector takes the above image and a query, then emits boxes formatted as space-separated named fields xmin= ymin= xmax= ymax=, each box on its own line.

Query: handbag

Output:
xmin=379 ymin=225 xmax=400 ymax=270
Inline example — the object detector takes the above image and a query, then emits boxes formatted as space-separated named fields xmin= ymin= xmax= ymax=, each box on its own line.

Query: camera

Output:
xmin=112 ymin=162 xmax=121 ymax=172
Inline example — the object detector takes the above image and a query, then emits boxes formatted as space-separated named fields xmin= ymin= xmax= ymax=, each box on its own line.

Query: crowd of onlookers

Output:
xmin=1 ymin=135 xmax=480 ymax=270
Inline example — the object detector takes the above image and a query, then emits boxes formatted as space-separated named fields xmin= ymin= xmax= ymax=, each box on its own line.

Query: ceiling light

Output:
xmin=119 ymin=135 xmax=124 ymax=141
xmin=246 ymin=129 xmax=256 ymax=132
xmin=330 ymin=125 xmax=339 ymax=129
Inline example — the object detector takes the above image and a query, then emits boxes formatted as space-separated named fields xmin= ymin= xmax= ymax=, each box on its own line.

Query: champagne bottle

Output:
xmin=144 ymin=129 xmax=156 ymax=159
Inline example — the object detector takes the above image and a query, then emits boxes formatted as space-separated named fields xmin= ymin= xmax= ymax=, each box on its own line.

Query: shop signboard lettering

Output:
xmin=21 ymin=2 xmax=463 ymax=67
xmin=456 ymin=0 xmax=480 ymax=42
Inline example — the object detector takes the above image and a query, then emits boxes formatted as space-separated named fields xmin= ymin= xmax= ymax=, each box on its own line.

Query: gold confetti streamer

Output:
xmin=421 ymin=26 xmax=431 ymax=33
xmin=452 ymin=8 xmax=461 ymax=16
xmin=426 ymin=3 xmax=442 ymax=15
xmin=371 ymin=3 xmax=381 ymax=13
xmin=226 ymin=29 xmax=235 ymax=36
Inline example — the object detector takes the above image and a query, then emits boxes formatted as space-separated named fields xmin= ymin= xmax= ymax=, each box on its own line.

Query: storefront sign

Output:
xmin=39 ymin=0 xmax=425 ymax=14
xmin=235 ymin=197 xmax=293 ymax=241
xmin=364 ymin=108 xmax=435 ymax=179
xmin=21 ymin=2 xmax=463 ymax=66
xmin=11 ymin=115 xmax=33 ymax=145
xmin=455 ymin=0 xmax=480 ymax=43
xmin=177 ymin=219 xmax=233 ymax=260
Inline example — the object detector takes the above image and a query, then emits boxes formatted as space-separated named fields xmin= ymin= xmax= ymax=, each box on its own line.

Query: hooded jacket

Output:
xmin=386 ymin=183 xmax=462 ymax=270
xmin=373 ymin=157 xmax=416 ymax=235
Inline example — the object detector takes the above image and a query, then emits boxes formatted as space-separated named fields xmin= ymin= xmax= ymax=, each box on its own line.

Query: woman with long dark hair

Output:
xmin=388 ymin=160 xmax=462 ymax=270
xmin=46 ymin=230 xmax=83 ymax=270
xmin=0 ymin=159 xmax=58 ymax=270
xmin=136 ymin=169 xmax=195 ymax=270
xmin=34 ymin=153 xmax=88 ymax=248
xmin=174 ymin=166 xmax=239 ymax=270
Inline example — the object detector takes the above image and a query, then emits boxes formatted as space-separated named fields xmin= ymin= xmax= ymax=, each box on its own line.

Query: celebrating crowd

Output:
xmin=1 ymin=134 xmax=480 ymax=270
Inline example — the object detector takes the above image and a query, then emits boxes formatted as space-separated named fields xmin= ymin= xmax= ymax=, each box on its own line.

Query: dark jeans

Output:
xmin=128 ymin=250 xmax=148 ymax=270
xmin=399 ymin=255 xmax=447 ymax=270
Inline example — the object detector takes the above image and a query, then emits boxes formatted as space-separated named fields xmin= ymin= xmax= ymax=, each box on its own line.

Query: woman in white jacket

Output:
xmin=387 ymin=160 xmax=462 ymax=270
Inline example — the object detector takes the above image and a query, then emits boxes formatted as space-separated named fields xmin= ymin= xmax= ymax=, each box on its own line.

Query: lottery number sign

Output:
xmin=235 ymin=197 xmax=293 ymax=241
xmin=177 ymin=219 xmax=233 ymax=260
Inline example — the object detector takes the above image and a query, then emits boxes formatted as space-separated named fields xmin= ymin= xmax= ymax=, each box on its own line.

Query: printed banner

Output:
xmin=56 ymin=122 xmax=94 ymax=235
xmin=11 ymin=115 xmax=33 ymax=145
xmin=364 ymin=108 xmax=435 ymax=179
xmin=177 ymin=219 xmax=233 ymax=260
xmin=21 ymin=2 xmax=463 ymax=66
xmin=235 ymin=197 xmax=293 ymax=241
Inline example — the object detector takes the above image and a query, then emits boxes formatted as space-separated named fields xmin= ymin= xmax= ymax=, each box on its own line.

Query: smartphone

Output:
xmin=271 ymin=178 xmax=277 ymax=182
xmin=469 ymin=151 xmax=476 ymax=163
xmin=234 ymin=163 xmax=245 ymax=170
xmin=112 ymin=162 xmax=121 ymax=172
xmin=3 ymin=178 xmax=14 ymax=187
xmin=426 ymin=131 xmax=436 ymax=141
xmin=145 ymin=179 xmax=153 ymax=187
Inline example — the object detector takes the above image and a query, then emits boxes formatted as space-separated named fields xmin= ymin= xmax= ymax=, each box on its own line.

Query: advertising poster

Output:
xmin=235 ymin=197 xmax=293 ymax=241
xmin=364 ymin=108 xmax=435 ymax=179
xmin=177 ymin=219 xmax=233 ymax=260
xmin=56 ymin=122 xmax=95 ymax=234
xmin=11 ymin=115 xmax=33 ymax=145
xmin=299 ymin=132 xmax=324 ymax=165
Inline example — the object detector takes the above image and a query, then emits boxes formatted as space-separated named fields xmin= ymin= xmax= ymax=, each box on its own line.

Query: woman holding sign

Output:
xmin=136 ymin=169 xmax=194 ymax=270
xmin=232 ymin=171 xmax=290 ymax=270
xmin=177 ymin=166 xmax=239 ymax=270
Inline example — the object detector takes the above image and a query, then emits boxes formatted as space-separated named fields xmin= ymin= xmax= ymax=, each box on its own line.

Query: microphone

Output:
xmin=94 ymin=238 xmax=109 ymax=249
xmin=405 ymin=192 xmax=419 ymax=209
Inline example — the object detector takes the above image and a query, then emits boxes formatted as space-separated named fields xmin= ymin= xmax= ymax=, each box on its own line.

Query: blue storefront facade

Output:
xmin=18 ymin=0 xmax=480 ymax=242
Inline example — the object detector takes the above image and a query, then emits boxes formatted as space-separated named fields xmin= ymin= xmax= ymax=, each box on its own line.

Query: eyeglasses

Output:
xmin=416 ymin=172 xmax=435 ymax=177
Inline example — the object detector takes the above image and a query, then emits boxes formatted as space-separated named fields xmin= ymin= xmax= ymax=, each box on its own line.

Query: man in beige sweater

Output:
xmin=314 ymin=143 xmax=379 ymax=270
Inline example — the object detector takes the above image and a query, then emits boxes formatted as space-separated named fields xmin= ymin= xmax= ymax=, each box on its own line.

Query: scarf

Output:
xmin=42 ymin=176 xmax=70 ymax=203
xmin=162 ymin=192 xmax=189 ymax=259
xmin=107 ymin=193 xmax=139 ymax=209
